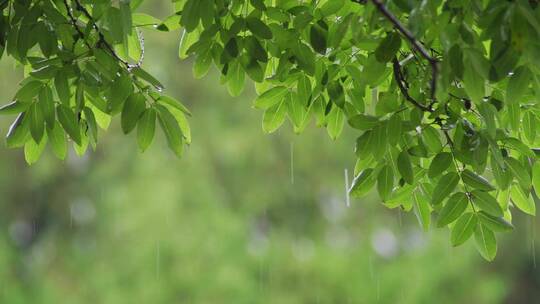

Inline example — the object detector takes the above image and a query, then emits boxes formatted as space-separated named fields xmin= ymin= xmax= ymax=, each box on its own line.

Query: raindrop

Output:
xmin=376 ymin=277 xmax=380 ymax=302
xmin=156 ymin=241 xmax=161 ymax=280
xmin=290 ymin=142 xmax=294 ymax=184
xmin=530 ymin=217 xmax=537 ymax=268
xmin=369 ymin=254 xmax=374 ymax=280
xmin=344 ymin=168 xmax=350 ymax=208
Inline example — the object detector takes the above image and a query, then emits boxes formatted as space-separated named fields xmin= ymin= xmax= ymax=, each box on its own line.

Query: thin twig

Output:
xmin=62 ymin=0 xmax=92 ymax=50
xmin=392 ymin=57 xmax=432 ymax=112
xmin=72 ymin=0 xmax=143 ymax=70
xmin=353 ymin=0 xmax=439 ymax=104
xmin=134 ymin=28 xmax=145 ymax=68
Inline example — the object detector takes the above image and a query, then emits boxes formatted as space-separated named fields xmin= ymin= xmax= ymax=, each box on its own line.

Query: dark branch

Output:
xmin=392 ymin=58 xmax=433 ymax=112
xmin=353 ymin=0 xmax=439 ymax=105
xmin=71 ymin=0 xmax=143 ymax=70
xmin=62 ymin=0 xmax=92 ymax=50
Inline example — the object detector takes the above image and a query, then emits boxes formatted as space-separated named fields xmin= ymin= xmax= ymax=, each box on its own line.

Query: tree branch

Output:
xmin=392 ymin=58 xmax=432 ymax=112
xmin=352 ymin=0 xmax=439 ymax=104
xmin=62 ymin=0 xmax=92 ymax=50
xmin=369 ymin=0 xmax=438 ymax=101
xmin=71 ymin=0 xmax=143 ymax=70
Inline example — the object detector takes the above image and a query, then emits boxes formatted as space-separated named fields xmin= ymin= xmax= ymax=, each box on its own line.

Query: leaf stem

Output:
xmin=367 ymin=0 xmax=439 ymax=103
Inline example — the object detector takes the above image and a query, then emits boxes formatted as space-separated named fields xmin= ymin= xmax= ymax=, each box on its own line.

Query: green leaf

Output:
xmin=451 ymin=212 xmax=478 ymax=247
xmin=246 ymin=17 xmax=273 ymax=40
xmin=180 ymin=0 xmax=201 ymax=32
xmin=159 ymin=100 xmax=191 ymax=144
xmin=262 ymin=96 xmax=287 ymax=133
xmin=157 ymin=95 xmax=191 ymax=116
xmin=47 ymin=121 xmax=67 ymax=160
xmin=131 ymin=67 xmax=164 ymax=90
xmin=132 ymin=13 xmax=162 ymax=27
xmin=386 ymin=115 xmax=402 ymax=143
xmin=15 ymin=80 xmax=43 ymax=102
xmin=329 ymin=13 xmax=351 ymax=48
xmin=523 ymin=111 xmax=537 ymax=144
xmin=0 ymin=101 xmax=31 ymax=115
xmin=244 ymin=36 xmax=268 ymax=62
xmin=397 ymin=150 xmax=414 ymax=184
xmin=471 ymin=190 xmax=503 ymax=217
xmin=432 ymin=172 xmax=459 ymax=205
xmin=38 ymin=86 xmax=55 ymax=126
xmin=375 ymin=32 xmax=401 ymax=63
xmin=368 ymin=124 xmax=387 ymax=158
xmin=477 ymin=102 xmax=497 ymax=138
xmin=377 ymin=165 xmax=394 ymax=200
xmin=363 ymin=56 xmax=390 ymax=86
xmin=193 ymin=49 xmax=213 ymax=78
xmin=462 ymin=64 xmax=484 ymax=104
xmin=287 ymin=92 xmax=306 ymax=131
xmin=54 ymin=72 xmax=70 ymax=105
xmin=413 ymin=188 xmax=431 ymax=231
xmin=461 ymin=169 xmax=496 ymax=191
xmin=293 ymin=42 xmax=316 ymax=76
xmin=506 ymin=66 xmax=531 ymax=104
xmin=477 ymin=211 xmax=514 ymax=232
xmin=507 ymin=103 xmax=520 ymax=132
xmin=28 ymin=102 xmax=44 ymax=143
xmin=385 ymin=184 xmax=414 ymax=209
xmin=502 ymin=137 xmax=535 ymax=157
xmin=121 ymin=93 xmax=146 ymax=134
xmin=254 ymin=86 xmax=288 ymax=110
xmin=428 ymin=152 xmax=452 ymax=178
xmin=320 ymin=0 xmax=344 ymax=16
xmin=310 ymin=24 xmax=327 ymax=55
xmin=510 ymin=184 xmax=536 ymax=215
xmin=533 ymin=161 xmax=540 ymax=195
xmin=226 ymin=60 xmax=245 ymax=97
xmin=108 ymin=74 xmax=133 ymax=114
xmin=297 ymin=75 xmax=311 ymax=106
xmin=437 ymin=192 xmax=469 ymax=227
xmin=326 ymin=106 xmax=344 ymax=140
xmin=350 ymin=169 xmax=375 ymax=198
xmin=421 ymin=126 xmax=442 ymax=153
xmin=6 ymin=113 xmax=30 ymax=148
xmin=250 ymin=0 xmax=266 ymax=10
xmin=137 ymin=108 xmax=156 ymax=152
xmin=348 ymin=114 xmax=379 ymax=130
xmin=242 ymin=57 xmax=264 ymax=83
xmin=474 ymin=224 xmax=497 ymax=261
xmin=56 ymin=104 xmax=81 ymax=145
xmin=24 ymin=134 xmax=47 ymax=165
xmin=155 ymin=104 xmax=183 ymax=157
xmin=505 ymin=157 xmax=531 ymax=190
xmin=73 ymin=122 xmax=89 ymax=156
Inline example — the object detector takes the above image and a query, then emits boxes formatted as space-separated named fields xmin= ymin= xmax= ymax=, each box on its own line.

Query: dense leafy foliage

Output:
xmin=1 ymin=0 xmax=540 ymax=260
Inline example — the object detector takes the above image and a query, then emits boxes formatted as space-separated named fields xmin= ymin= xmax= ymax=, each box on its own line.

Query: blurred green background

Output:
xmin=0 ymin=2 xmax=539 ymax=303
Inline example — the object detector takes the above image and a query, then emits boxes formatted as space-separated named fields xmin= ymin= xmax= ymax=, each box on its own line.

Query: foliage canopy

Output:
xmin=2 ymin=0 xmax=540 ymax=260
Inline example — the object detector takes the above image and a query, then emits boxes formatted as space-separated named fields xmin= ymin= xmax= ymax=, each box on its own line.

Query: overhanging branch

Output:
xmin=352 ymin=0 xmax=439 ymax=106
xmin=392 ymin=58 xmax=432 ymax=112
xmin=71 ymin=0 xmax=144 ymax=70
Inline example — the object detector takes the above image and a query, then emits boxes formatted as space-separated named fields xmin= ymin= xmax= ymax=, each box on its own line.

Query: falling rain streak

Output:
xmin=344 ymin=168 xmax=350 ymax=208
xmin=156 ymin=241 xmax=161 ymax=280
xmin=530 ymin=217 xmax=537 ymax=268
xmin=290 ymin=142 xmax=294 ymax=185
